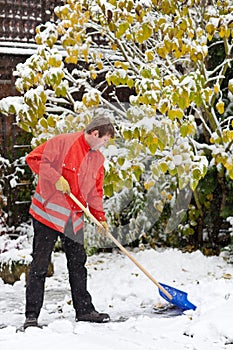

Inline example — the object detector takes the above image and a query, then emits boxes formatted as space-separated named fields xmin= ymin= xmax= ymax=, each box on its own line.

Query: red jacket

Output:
xmin=26 ymin=131 xmax=106 ymax=234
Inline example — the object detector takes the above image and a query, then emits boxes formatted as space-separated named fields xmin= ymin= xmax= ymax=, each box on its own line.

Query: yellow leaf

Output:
xmin=155 ymin=200 xmax=164 ymax=212
xmin=159 ymin=102 xmax=168 ymax=114
xmin=178 ymin=91 xmax=190 ymax=109
xmin=164 ymin=77 xmax=172 ymax=86
xmin=47 ymin=115 xmax=56 ymax=128
xmin=227 ymin=130 xmax=233 ymax=141
xmin=123 ymin=130 xmax=132 ymax=140
xmin=144 ymin=180 xmax=155 ymax=190
xmin=96 ymin=61 xmax=102 ymax=70
xmin=214 ymin=84 xmax=220 ymax=94
xmin=160 ymin=162 xmax=168 ymax=173
xmin=111 ymin=43 xmax=118 ymax=51
xmin=168 ymin=109 xmax=183 ymax=120
xmin=116 ymin=22 xmax=129 ymax=39
xmin=228 ymin=80 xmax=233 ymax=93
xmin=35 ymin=35 xmax=42 ymax=45
xmin=149 ymin=143 xmax=157 ymax=154
xmin=157 ymin=46 xmax=167 ymax=59
xmin=90 ymin=71 xmax=97 ymax=80
xmin=224 ymin=161 xmax=233 ymax=171
xmin=180 ymin=124 xmax=188 ymax=137
xmin=39 ymin=117 xmax=47 ymax=129
xmin=216 ymin=101 xmax=225 ymax=114
xmin=117 ymin=157 xmax=125 ymax=166
xmin=164 ymin=39 xmax=172 ymax=51
xmin=190 ymin=179 xmax=199 ymax=191
xmin=226 ymin=28 xmax=231 ymax=38
xmin=65 ymin=56 xmax=78 ymax=64
xmin=126 ymin=77 xmax=134 ymax=88
xmin=190 ymin=51 xmax=198 ymax=62
xmin=174 ymin=49 xmax=182 ymax=59
xmin=196 ymin=52 xmax=203 ymax=61
xmin=229 ymin=168 xmax=233 ymax=180
xmin=179 ymin=19 xmax=187 ymax=31
xmin=206 ymin=23 xmax=215 ymax=35
xmin=82 ymin=47 xmax=89 ymax=62
xmin=139 ymin=22 xmax=153 ymax=42
xmin=104 ymin=184 xmax=113 ymax=197
xmin=114 ymin=61 xmax=130 ymax=70
xmin=219 ymin=26 xmax=226 ymax=38
xmin=82 ymin=91 xmax=100 ymax=107
xmin=145 ymin=50 xmax=154 ymax=62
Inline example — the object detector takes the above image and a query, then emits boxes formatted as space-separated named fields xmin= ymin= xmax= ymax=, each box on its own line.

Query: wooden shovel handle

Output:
xmin=69 ymin=193 xmax=172 ymax=300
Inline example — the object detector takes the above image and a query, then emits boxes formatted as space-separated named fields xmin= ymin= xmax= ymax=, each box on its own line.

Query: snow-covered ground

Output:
xmin=1 ymin=244 xmax=233 ymax=349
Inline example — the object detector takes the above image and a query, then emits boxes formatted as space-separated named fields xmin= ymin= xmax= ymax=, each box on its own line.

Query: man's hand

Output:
xmin=97 ymin=221 xmax=109 ymax=237
xmin=55 ymin=176 xmax=70 ymax=194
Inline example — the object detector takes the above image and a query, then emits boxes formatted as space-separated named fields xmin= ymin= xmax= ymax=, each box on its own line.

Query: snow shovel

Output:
xmin=69 ymin=192 xmax=196 ymax=311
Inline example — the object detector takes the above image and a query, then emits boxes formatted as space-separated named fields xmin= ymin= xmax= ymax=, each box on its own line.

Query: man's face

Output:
xmin=90 ymin=130 xmax=111 ymax=150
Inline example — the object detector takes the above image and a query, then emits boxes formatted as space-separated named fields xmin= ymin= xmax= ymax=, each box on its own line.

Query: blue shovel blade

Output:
xmin=158 ymin=282 xmax=197 ymax=311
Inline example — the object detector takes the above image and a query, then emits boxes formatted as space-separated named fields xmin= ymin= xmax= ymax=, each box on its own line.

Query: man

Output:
xmin=23 ymin=116 xmax=115 ymax=329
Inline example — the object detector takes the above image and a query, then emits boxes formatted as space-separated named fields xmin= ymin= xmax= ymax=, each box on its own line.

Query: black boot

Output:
xmin=76 ymin=310 xmax=110 ymax=323
xmin=23 ymin=317 xmax=38 ymax=329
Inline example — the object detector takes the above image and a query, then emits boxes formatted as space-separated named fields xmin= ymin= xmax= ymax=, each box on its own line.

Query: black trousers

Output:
xmin=25 ymin=218 xmax=95 ymax=319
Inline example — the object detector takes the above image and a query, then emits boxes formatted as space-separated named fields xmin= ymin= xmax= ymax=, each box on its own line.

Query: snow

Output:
xmin=0 ymin=235 xmax=32 ymax=265
xmin=0 ymin=96 xmax=24 ymax=115
xmin=1 ymin=239 xmax=233 ymax=349
xmin=0 ymin=42 xmax=38 ymax=55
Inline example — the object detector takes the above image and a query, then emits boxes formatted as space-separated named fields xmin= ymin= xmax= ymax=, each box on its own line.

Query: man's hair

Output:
xmin=85 ymin=116 xmax=115 ymax=138
xmin=86 ymin=123 xmax=115 ymax=138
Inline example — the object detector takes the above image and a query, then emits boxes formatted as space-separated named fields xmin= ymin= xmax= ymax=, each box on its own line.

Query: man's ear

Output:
xmin=92 ymin=130 xmax=99 ymax=138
